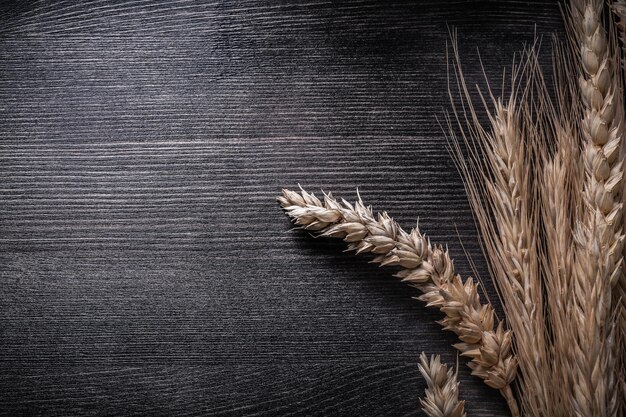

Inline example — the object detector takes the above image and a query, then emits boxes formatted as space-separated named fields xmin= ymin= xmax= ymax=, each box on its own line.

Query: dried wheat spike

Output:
xmin=446 ymin=36 xmax=553 ymax=415
xmin=484 ymin=100 xmax=552 ymax=415
xmin=278 ymin=187 xmax=519 ymax=417
xmin=570 ymin=0 xmax=626 ymax=291
xmin=418 ymin=353 xmax=466 ymax=417
xmin=568 ymin=2 xmax=624 ymax=416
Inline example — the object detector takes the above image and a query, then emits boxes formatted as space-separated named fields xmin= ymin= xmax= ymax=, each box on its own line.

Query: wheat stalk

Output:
xmin=278 ymin=187 xmax=520 ymax=417
xmin=418 ymin=353 xmax=466 ymax=417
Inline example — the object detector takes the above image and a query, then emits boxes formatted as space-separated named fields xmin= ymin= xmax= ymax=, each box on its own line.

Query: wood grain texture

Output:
xmin=0 ymin=1 xmax=563 ymax=416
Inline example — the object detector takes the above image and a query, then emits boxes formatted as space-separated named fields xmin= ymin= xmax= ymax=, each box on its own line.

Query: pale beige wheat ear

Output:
xmin=566 ymin=1 xmax=623 ymax=416
xmin=445 ymin=37 xmax=552 ymax=416
xmin=537 ymin=34 xmax=590 ymax=417
xmin=570 ymin=0 xmax=626 ymax=315
xmin=418 ymin=353 xmax=466 ymax=417
xmin=540 ymin=125 xmax=585 ymax=417
xmin=278 ymin=187 xmax=520 ymax=417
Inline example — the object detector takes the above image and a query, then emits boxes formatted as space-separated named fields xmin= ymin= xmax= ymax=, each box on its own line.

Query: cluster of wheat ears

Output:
xmin=278 ymin=1 xmax=626 ymax=416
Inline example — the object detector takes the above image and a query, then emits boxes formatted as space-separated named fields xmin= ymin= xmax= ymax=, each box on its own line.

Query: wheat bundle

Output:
xmin=277 ymin=0 xmax=626 ymax=415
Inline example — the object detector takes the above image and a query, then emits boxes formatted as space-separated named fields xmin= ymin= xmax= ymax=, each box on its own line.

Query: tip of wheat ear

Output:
xmin=278 ymin=187 xmax=520 ymax=417
xmin=418 ymin=352 xmax=466 ymax=417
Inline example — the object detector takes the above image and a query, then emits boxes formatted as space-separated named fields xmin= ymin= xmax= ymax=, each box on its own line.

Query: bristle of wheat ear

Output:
xmin=278 ymin=187 xmax=520 ymax=417
xmin=418 ymin=353 xmax=466 ymax=417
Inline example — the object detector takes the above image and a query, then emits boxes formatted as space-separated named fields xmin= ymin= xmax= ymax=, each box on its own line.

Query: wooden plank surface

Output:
xmin=0 ymin=1 xmax=562 ymax=415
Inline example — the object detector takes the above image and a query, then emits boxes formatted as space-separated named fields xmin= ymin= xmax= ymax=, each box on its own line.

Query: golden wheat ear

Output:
xmin=278 ymin=187 xmax=520 ymax=417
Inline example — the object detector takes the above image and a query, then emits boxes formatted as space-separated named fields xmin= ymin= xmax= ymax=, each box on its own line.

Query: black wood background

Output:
xmin=0 ymin=1 xmax=563 ymax=416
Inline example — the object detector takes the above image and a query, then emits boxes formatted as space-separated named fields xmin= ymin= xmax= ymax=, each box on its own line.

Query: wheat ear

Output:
xmin=541 ymin=127 xmax=583 ymax=416
xmin=564 ymin=2 xmax=623 ymax=415
xmin=570 ymin=0 xmax=626 ymax=303
xmin=540 ymin=124 xmax=619 ymax=417
xmin=446 ymin=37 xmax=552 ymax=415
xmin=418 ymin=353 xmax=466 ymax=417
xmin=469 ymin=100 xmax=552 ymax=416
xmin=278 ymin=187 xmax=520 ymax=417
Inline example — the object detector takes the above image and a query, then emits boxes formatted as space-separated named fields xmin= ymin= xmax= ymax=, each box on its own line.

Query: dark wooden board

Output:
xmin=0 ymin=1 xmax=563 ymax=415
